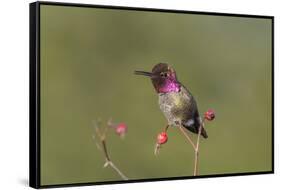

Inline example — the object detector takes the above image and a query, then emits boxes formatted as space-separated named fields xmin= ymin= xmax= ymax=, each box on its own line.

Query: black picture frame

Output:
xmin=30 ymin=1 xmax=274 ymax=189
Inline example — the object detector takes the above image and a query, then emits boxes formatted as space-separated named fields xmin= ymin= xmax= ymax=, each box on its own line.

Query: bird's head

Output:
xmin=134 ymin=63 xmax=180 ymax=93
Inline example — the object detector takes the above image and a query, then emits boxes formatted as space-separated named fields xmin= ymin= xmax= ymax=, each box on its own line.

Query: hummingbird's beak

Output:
xmin=134 ymin=70 xmax=152 ymax=77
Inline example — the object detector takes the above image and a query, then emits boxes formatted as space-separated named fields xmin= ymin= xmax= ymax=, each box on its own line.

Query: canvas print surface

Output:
xmin=36 ymin=3 xmax=272 ymax=186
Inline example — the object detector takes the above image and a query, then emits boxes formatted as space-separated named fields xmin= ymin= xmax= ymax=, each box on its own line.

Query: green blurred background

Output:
xmin=40 ymin=5 xmax=272 ymax=186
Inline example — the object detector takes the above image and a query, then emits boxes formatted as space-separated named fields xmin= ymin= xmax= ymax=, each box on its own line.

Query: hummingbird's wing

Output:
xmin=180 ymin=84 xmax=208 ymax=139
xmin=182 ymin=109 xmax=208 ymax=138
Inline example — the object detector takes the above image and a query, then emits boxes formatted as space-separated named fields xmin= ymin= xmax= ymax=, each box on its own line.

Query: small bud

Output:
xmin=204 ymin=109 xmax=215 ymax=121
xmin=115 ymin=123 xmax=127 ymax=137
xmin=157 ymin=132 xmax=168 ymax=144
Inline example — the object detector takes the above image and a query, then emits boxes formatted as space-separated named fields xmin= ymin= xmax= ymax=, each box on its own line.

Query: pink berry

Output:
xmin=204 ymin=109 xmax=215 ymax=121
xmin=115 ymin=123 xmax=127 ymax=137
xmin=157 ymin=132 xmax=168 ymax=144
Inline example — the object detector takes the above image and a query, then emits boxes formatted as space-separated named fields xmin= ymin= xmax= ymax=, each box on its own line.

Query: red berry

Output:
xmin=115 ymin=123 xmax=127 ymax=137
xmin=204 ymin=109 xmax=215 ymax=121
xmin=157 ymin=132 xmax=168 ymax=144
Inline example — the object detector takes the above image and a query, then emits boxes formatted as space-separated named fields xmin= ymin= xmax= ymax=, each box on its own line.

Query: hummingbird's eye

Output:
xmin=160 ymin=72 xmax=168 ymax=78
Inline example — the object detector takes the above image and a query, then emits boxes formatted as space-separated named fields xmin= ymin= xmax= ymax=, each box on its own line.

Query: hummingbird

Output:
xmin=134 ymin=63 xmax=208 ymax=138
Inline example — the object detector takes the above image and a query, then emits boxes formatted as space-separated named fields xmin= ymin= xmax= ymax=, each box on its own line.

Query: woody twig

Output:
xmin=92 ymin=120 xmax=128 ymax=180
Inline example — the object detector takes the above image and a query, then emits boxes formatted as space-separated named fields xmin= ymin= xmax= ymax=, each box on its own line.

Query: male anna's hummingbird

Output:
xmin=134 ymin=63 xmax=208 ymax=138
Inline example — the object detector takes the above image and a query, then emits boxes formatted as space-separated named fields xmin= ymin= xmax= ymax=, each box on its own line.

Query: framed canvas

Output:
xmin=29 ymin=1 xmax=274 ymax=188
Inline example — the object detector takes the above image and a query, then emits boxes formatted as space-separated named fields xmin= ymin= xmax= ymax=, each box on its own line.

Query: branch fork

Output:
xmin=92 ymin=120 xmax=128 ymax=180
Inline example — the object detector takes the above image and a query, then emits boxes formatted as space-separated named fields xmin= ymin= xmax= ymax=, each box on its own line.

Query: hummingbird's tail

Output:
xmin=200 ymin=127 xmax=208 ymax=139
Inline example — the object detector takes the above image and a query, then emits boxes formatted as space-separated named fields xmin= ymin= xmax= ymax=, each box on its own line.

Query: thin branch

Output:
xmin=193 ymin=118 xmax=205 ymax=176
xmin=154 ymin=143 xmax=161 ymax=155
xmin=164 ymin=124 xmax=170 ymax=132
xmin=178 ymin=126 xmax=196 ymax=150
xmin=107 ymin=161 xmax=128 ymax=180
xmin=92 ymin=134 xmax=101 ymax=151
xmin=193 ymin=125 xmax=201 ymax=176
xmin=92 ymin=120 xmax=129 ymax=180
xmin=101 ymin=139 xmax=110 ymax=162
xmin=177 ymin=119 xmax=206 ymax=176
